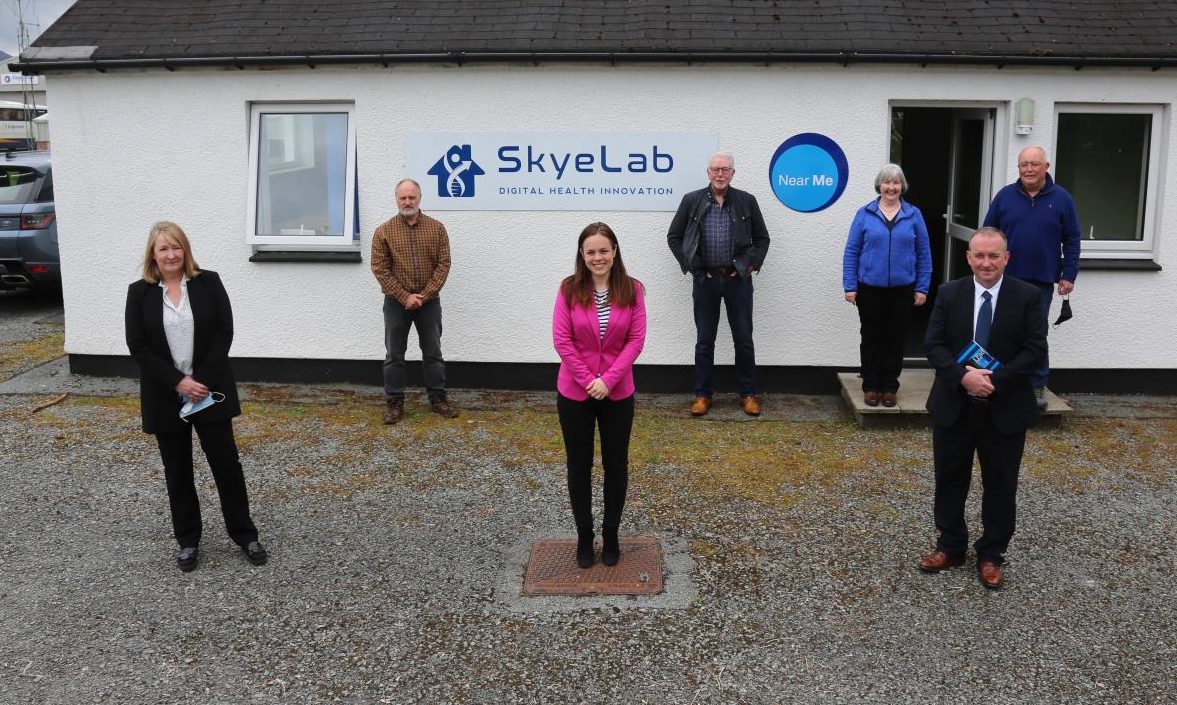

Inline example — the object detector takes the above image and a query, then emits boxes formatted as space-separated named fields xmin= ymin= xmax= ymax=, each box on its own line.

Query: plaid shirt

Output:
xmin=370 ymin=212 xmax=451 ymax=304
xmin=700 ymin=198 xmax=733 ymax=268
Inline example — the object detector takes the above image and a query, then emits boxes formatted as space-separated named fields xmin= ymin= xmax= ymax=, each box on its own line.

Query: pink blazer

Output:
xmin=553 ymin=280 xmax=647 ymax=401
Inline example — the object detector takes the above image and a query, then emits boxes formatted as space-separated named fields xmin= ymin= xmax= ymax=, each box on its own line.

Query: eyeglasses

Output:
xmin=708 ymin=167 xmax=734 ymax=174
xmin=1018 ymin=161 xmax=1045 ymax=168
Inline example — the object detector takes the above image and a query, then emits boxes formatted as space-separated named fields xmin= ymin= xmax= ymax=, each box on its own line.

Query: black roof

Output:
xmin=14 ymin=0 xmax=1177 ymax=72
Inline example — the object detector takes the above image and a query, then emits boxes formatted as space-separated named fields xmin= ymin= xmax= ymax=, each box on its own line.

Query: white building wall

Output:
xmin=46 ymin=63 xmax=1174 ymax=370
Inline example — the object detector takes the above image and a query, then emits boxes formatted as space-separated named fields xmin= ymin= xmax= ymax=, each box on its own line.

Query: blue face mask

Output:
xmin=179 ymin=392 xmax=226 ymax=421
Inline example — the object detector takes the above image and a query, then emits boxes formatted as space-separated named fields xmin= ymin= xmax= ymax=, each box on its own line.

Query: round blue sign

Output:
xmin=768 ymin=133 xmax=849 ymax=213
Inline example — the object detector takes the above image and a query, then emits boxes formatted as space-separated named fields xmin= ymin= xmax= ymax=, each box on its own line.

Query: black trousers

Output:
xmin=856 ymin=283 xmax=914 ymax=392
xmin=155 ymin=420 xmax=259 ymax=549
xmin=932 ymin=404 xmax=1024 ymax=564
xmin=556 ymin=393 xmax=635 ymax=530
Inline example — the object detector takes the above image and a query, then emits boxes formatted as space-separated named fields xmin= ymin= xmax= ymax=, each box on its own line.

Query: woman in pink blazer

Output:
xmin=553 ymin=222 xmax=647 ymax=568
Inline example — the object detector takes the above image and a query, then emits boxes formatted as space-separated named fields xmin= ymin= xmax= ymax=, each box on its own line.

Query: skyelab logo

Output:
xmin=428 ymin=144 xmax=486 ymax=198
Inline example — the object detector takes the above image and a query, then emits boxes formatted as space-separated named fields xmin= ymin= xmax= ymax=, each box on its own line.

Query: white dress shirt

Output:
xmin=160 ymin=276 xmax=194 ymax=375
xmin=972 ymin=276 xmax=1003 ymax=339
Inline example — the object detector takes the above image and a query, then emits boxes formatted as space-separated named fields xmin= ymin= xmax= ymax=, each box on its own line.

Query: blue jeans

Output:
xmin=692 ymin=272 xmax=756 ymax=398
xmin=1029 ymin=281 xmax=1053 ymax=388
xmin=383 ymin=295 xmax=446 ymax=402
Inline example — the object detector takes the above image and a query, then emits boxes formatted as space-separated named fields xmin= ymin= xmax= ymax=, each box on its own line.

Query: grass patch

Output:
xmin=0 ymin=330 xmax=64 ymax=381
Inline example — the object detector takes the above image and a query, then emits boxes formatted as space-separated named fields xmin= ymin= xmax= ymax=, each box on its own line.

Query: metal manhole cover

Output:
xmin=523 ymin=536 xmax=664 ymax=596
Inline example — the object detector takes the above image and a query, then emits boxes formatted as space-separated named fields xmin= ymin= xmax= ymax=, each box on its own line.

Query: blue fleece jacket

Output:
xmin=983 ymin=173 xmax=1081 ymax=284
xmin=842 ymin=199 xmax=933 ymax=293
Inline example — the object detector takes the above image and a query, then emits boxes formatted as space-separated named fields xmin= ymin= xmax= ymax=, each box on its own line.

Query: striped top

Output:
xmin=594 ymin=289 xmax=610 ymax=339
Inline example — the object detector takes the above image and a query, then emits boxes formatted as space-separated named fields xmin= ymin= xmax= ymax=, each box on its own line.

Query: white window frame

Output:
xmin=246 ymin=102 xmax=357 ymax=250
xmin=1053 ymin=103 xmax=1164 ymax=258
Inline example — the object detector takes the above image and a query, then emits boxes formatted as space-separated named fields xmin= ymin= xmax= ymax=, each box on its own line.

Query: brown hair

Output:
xmin=560 ymin=222 xmax=637 ymax=308
xmin=140 ymin=221 xmax=200 ymax=283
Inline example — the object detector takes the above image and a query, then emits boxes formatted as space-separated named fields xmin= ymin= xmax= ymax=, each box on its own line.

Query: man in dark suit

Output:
xmin=919 ymin=227 xmax=1047 ymax=589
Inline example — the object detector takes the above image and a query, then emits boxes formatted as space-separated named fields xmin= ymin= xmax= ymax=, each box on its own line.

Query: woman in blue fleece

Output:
xmin=842 ymin=164 xmax=933 ymax=407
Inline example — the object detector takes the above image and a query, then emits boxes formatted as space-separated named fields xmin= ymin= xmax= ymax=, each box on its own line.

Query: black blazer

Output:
xmin=125 ymin=270 xmax=242 ymax=435
xmin=924 ymin=274 xmax=1047 ymax=434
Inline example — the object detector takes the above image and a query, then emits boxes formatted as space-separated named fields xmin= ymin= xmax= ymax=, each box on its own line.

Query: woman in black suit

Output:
xmin=125 ymin=221 xmax=266 ymax=572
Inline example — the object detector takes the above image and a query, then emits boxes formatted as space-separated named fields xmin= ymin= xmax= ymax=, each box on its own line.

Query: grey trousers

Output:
xmin=383 ymin=295 xmax=446 ymax=402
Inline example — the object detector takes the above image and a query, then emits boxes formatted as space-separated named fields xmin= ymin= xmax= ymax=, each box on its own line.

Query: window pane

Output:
xmin=0 ymin=167 xmax=40 ymax=204
xmin=1056 ymin=113 xmax=1150 ymax=242
xmin=36 ymin=171 xmax=53 ymax=202
xmin=951 ymin=119 xmax=984 ymax=229
xmin=255 ymin=112 xmax=348 ymax=237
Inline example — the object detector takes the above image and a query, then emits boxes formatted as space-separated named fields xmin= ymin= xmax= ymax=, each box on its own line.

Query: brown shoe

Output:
xmin=978 ymin=560 xmax=1004 ymax=589
xmin=881 ymin=391 xmax=897 ymax=408
xmin=382 ymin=398 xmax=404 ymax=425
xmin=430 ymin=396 xmax=459 ymax=418
xmin=689 ymin=396 xmax=712 ymax=416
xmin=863 ymin=390 xmax=881 ymax=406
xmin=918 ymin=549 xmax=965 ymax=573
xmin=740 ymin=395 xmax=761 ymax=416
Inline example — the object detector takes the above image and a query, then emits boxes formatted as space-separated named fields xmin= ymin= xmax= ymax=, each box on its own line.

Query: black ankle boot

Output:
xmin=576 ymin=527 xmax=595 ymax=569
xmin=602 ymin=526 xmax=620 ymax=566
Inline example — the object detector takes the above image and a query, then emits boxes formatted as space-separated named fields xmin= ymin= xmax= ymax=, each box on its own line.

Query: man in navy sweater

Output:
xmin=982 ymin=146 xmax=1081 ymax=409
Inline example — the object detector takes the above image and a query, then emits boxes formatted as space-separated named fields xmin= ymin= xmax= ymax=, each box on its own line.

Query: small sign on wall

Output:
xmin=768 ymin=133 xmax=849 ymax=213
xmin=406 ymin=132 xmax=718 ymax=211
xmin=1 ymin=74 xmax=40 ymax=85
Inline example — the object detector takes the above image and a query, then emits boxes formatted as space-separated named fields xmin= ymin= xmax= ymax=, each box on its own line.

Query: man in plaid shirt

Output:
xmin=370 ymin=178 xmax=459 ymax=424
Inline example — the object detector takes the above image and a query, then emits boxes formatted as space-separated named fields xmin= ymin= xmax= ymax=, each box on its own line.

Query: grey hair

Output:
xmin=709 ymin=152 xmax=735 ymax=169
xmin=970 ymin=226 xmax=1008 ymax=247
xmin=874 ymin=163 xmax=908 ymax=194
xmin=395 ymin=178 xmax=421 ymax=193
xmin=1018 ymin=146 xmax=1050 ymax=164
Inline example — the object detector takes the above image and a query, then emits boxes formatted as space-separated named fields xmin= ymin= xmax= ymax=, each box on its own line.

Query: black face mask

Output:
xmin=1053 ymin=297 xmax=1073 ymax=328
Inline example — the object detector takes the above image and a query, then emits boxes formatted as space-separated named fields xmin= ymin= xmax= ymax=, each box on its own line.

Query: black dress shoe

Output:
xmin=244 ymin=541 xmax=268 ymax=566
xmin=176 ymin=546 xmax=199 ymax=572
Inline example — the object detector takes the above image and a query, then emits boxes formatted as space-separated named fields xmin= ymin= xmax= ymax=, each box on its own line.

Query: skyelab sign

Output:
xmin=406 ymin=133 xmax=717 ymax=211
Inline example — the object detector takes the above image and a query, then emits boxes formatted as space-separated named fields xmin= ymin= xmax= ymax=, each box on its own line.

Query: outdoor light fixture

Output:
xmin=1015 ymin=97 xmax=1035 ymax=135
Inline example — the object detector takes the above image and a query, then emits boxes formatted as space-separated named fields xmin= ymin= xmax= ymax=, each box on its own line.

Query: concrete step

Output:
xmin=838 ymin=369 xmax=1073 ymax=428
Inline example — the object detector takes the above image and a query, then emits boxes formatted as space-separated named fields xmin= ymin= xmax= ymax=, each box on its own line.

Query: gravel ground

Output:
xmin=1 ymin=293 xmax=1174 ymax=705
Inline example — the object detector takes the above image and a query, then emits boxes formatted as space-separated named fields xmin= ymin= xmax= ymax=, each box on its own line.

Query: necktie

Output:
xmin=975 ymin=291 xmax=993 ymax=348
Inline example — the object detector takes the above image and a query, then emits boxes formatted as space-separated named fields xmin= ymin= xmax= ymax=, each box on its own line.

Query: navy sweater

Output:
xmin=983 ymin=174 xmax=1081 ymax=284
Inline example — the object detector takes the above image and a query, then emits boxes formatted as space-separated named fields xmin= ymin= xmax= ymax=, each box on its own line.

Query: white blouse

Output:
xmin=160 ymin=277 xmax=194 ymax=375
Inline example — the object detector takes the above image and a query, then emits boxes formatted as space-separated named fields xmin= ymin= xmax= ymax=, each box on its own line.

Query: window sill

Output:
xmin=1079 ymin=258 xmax=1162 ymax=272
xmin=249 ymin=251 xmax=362 ymax=263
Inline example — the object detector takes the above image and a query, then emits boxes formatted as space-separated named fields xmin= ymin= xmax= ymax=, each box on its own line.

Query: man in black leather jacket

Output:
xmin=667 ymin=152 xmax=771 ymax=417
